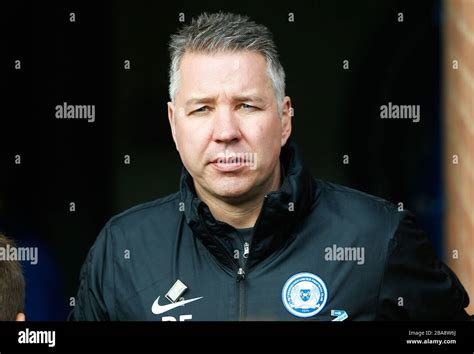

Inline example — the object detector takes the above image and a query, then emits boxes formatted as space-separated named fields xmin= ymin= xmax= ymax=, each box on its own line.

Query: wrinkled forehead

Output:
xmin=177 ymin=50 xmax=273 ymax=99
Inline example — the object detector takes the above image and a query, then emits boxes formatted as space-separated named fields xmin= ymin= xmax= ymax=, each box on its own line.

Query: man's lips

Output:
xmin=210 ymin=159 xmax=247 ymax=172
xmin=208 ymin=151 xmax=257 ymax=172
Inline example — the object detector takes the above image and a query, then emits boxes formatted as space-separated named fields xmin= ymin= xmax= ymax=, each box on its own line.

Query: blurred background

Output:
xmin=2 ymin=0 xmax=473 ymax=319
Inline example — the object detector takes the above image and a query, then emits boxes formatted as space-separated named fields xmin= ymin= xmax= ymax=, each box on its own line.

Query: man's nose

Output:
xmin=211 ymin=108 xmax=242 ymax=143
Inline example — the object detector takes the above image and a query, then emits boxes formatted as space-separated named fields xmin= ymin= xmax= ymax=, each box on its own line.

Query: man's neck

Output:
xmin=194 ymin=164 xmax=282 ymax=229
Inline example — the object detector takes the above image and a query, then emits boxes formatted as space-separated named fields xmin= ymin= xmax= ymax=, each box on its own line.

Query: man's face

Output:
xmin=168 ymin=50 xmax=292 ymax=203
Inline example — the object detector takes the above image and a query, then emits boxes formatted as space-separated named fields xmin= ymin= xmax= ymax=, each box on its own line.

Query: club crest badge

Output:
xmin=281 ymin=272 xmax=328 ymax=318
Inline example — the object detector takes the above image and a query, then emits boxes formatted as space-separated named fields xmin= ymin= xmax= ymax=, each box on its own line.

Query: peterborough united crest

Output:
xmin=281 ymin=272 xmax=328 ymax=318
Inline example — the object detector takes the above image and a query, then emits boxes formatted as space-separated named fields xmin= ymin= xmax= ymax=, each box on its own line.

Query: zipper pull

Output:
xmin=243 ymin=242 xmax=250 ymax=259
xmin=237 ymin=267 xmax=245 ymax=281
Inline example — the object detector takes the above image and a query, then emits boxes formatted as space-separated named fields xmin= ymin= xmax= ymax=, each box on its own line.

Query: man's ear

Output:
xmin=167 ymin=102 xmax=179 ymax=151
xmin=16 ymin=313 xmax=25 ymax=321
xmin=280 ymin=96 xmax=292 ymax=147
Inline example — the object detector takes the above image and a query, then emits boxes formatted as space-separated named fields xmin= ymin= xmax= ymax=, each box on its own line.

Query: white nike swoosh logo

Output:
xmin=151 ymin=296 xmax=203 ymax=315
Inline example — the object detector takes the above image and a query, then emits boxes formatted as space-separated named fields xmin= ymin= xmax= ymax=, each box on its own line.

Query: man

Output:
xmin=70 ymin=12 xmax=471 ymax=321
xmin=0 ymin=233 xmax=26 ymax=321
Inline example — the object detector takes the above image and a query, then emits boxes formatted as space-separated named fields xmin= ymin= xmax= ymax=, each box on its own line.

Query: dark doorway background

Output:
xmin=3 ymin=0 xmax=442 ymax=320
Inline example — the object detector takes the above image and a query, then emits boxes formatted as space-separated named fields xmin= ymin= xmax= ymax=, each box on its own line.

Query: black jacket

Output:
xmin=70 ymin=142 xmax=471 ymax=321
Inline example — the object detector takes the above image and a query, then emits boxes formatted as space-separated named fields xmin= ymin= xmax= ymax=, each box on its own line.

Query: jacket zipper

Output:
xmin=237 ymin=268 xmax=245 ymax=320
xmin=239 ymin=194 xmax=268 ymax=276
xmin=243 ymin=242 xmax=250 ymax=259
xmin=198 ymin=212 xmax=249 ymax=321
xmin=235 ymin=231 xmax=246 ymax=321
xmin=199 ymin=196 xmax=269 ymax=320
xmin=235 ymin=195 xmax=269 ymax=321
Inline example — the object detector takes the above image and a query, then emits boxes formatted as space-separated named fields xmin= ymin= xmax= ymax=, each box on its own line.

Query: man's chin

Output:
xmin=211 ymin=185 xmax=256 ymax=203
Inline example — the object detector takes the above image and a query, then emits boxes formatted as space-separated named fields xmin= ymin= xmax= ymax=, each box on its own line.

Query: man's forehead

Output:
xmin=180 ymin=50 xmax=266 ymax=66
xmin=178 ymin=51 xmax=271 ymax=101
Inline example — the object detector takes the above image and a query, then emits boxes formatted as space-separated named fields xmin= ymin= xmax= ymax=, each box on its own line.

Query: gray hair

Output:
xmin=168 ymin=12 xmax=286 ymax=114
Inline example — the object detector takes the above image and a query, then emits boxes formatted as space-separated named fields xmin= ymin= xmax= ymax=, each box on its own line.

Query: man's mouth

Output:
xmin=209 ymin=151 xmax=258 ymax=172
xmin=210 ymin=156 xmax=247 ymax=172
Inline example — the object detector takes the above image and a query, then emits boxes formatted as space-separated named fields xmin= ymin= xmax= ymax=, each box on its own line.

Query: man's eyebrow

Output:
xmin=185 ymin=97 xmax=216 ymax=106
xmin=184 ymin=94 xmax=266 ymax=106
xmin=232 ymin=95 xmax=265 ymax=104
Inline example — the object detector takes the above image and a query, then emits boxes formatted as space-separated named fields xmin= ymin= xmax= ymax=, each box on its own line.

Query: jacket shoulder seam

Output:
xmin=317 ymin=181 xmax=398 ymax=212
xmin=108 ymin=193 xmax=180 ymax=226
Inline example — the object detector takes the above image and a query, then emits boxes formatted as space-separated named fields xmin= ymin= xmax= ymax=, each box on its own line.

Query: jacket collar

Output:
xmin=180 ymin=140 xmax=316 ymax=271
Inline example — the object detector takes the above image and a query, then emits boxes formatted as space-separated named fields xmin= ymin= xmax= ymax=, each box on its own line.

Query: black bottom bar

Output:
xmin=0 ymin=321 xmax=473 ymax=353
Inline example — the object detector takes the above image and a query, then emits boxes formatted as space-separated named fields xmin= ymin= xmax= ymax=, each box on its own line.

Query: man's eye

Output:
xmin=239 ymin=103 xmax=255 ymax=110
xmin=193 ymin=106 xmax=209 ymax=114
